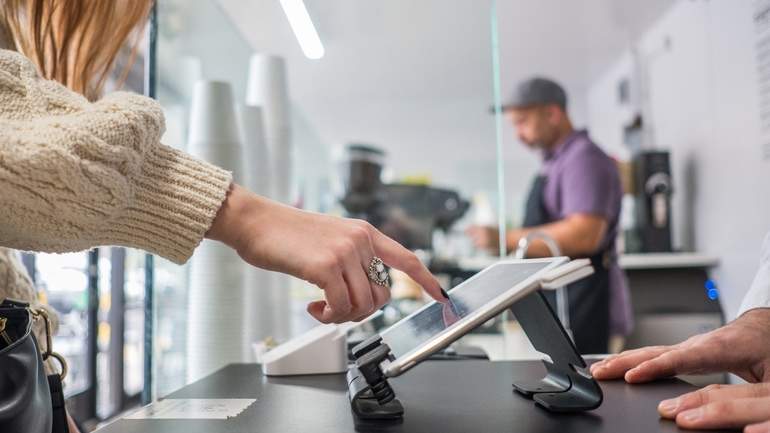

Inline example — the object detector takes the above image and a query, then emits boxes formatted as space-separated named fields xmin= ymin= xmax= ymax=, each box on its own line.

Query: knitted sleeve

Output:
xmin=0 ymin=49 xmax=232 ymax=264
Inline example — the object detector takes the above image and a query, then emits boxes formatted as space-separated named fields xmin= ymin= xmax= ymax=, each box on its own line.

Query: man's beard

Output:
xmin=525 ymin=140 xmax=548 ymax=151
xmin=531 ymin=131 xmax=559 ymax=151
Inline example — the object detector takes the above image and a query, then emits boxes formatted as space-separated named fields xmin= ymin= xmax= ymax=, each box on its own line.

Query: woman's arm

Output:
xmin=0 ymin=49 xmax=446 ymax=323
xmin=0 ymin=49 xmax=231 ymax=263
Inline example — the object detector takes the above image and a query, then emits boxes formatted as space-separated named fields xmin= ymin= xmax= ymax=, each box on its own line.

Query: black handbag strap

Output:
xmin=0 ymin=298 xmax=30 ymax=309
xmin=48 ymin=374 xmax=69 ymax=433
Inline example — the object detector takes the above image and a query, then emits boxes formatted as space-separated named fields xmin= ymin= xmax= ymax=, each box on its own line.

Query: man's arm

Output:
xmin=466 ymin=213 xmax=608 ymax=257
xmin=503 ymin=213 xmax=609 ymax=257
xmin=467 ymin=147 xmax=619 ymax=257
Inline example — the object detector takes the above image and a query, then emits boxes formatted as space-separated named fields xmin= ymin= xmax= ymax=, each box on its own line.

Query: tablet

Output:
xmin=380 ymin=257 xmax=569 ymax=377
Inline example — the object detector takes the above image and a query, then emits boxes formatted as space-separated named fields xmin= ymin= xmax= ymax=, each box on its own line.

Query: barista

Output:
xmin=468 ymin=77 xmax=631 ymax=354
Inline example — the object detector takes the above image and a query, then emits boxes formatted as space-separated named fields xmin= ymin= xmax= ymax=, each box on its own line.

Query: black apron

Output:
xmin=522 ymin=176 xmax=610 ymax=354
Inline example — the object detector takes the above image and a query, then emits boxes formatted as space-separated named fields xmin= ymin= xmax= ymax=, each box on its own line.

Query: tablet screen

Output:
xmin=381 ymin=261 xmax=551 ymax=359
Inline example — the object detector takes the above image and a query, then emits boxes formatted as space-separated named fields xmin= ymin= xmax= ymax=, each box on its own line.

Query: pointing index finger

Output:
xmin=370 ymin=228 xmax=446 ymax=302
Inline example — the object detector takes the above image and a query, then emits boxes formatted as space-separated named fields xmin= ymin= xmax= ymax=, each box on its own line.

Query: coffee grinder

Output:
xmin=632 ymin=150 xmax=673 ymax=252
xmin=338 ymin=143 xmax=469 ymax=251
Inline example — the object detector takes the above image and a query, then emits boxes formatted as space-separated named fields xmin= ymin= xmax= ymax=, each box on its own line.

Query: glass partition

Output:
xmin=151 ymin=0 xmax=507 ymax=399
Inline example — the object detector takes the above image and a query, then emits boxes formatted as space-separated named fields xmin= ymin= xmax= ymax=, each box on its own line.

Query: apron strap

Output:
xmin=522 ymin=175 xmax=548 ymax=228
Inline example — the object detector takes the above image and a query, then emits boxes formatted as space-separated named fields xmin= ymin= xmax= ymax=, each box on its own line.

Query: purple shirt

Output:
xmin=541 ymin=130 xmax=633 ymax=336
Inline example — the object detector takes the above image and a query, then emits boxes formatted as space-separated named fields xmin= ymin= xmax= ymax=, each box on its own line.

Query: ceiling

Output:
xmin=217 ymin=0 xmax=673 ymax=106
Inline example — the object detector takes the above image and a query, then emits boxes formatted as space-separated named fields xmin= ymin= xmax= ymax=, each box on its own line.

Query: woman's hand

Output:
xmin=655 ymin=383 xmax=770 ymax=432
xmin=590 ymin=308 xmax=770 ymax=383
xmin=207 ymin=184 xmax=447 ymax=323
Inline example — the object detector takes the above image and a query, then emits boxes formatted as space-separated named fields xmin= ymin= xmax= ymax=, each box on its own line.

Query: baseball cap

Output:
xmin=491 ymin=76 xmax=568 ymax=113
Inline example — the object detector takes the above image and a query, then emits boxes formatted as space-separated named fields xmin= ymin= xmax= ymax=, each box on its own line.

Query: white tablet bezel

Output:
xmin=381 ymin=256 xmax=569 ymax=378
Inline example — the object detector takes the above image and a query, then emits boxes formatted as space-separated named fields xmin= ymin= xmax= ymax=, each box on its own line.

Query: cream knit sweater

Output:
xmin=0 ymin=49 xmax=233 ymax=261
xmin=0 ymin=48 xmax=233 ymax=365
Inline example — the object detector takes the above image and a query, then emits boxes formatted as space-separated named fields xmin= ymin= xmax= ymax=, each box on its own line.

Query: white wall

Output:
xmin=587 ymin=0 xmax=770 ymax=318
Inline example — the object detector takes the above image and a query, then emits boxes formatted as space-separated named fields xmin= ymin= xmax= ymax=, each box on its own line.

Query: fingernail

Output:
xmin=440 ymin=288 xmax=450 ymax=300
xmin=679 ymin=407 xmax=703 ymax=423
xmin=658 ymin=398 xmax=679 ymax=415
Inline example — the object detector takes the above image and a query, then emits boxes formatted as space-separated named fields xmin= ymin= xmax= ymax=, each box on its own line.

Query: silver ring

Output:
xmin=367 ymin=257 xmax=390 ymax=287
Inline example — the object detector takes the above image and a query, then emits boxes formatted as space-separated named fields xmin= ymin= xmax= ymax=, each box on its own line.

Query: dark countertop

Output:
xmin=96 ymin=360 xmax=734 ymax=433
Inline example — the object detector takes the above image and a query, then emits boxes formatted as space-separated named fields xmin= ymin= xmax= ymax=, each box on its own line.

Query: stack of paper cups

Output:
xmin=237 ymin=105 xmax=291 ymax=350
xmin=186 ymin=80 xmax=248 ymax=381
xmin=187 ymin=81 xmax=244 ymax=171
xmin=246 ymin=54 xmax=292 ymax=204
xmin=238 ymin=105 xmax=271 ymax=196
xmin=246 ymin=55 xmax=294 ymax=343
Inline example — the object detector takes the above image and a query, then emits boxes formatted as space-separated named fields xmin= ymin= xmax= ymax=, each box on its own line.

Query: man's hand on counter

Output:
xmin=590 ymin=308 xmax=770 ymax=383
xmin=654 ymin=382 xmax=770 ymax=432
xmin=590 ymin=308 xmax=770 ymax=432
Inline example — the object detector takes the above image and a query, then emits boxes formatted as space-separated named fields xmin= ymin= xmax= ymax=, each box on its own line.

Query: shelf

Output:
xmin=619 ymin=253 xmax=719 ymax=270
xmin=452 ymin=253 xmax=720 ymax=272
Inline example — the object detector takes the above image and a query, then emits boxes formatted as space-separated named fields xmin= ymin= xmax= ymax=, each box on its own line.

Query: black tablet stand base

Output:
xmin=509 ymin=291 xmax=603 ymax=412
xmin=347 ymin=335 xmax=404 ymax=420
xmin=346 ymin=290 xmax=603 ymax=421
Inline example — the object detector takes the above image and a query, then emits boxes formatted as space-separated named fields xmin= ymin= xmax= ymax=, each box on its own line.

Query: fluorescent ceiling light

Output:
xmin=280 ymin=0 xmax=325 ymax=60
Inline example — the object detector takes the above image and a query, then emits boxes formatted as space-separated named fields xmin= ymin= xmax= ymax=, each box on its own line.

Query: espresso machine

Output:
xmin=338 ymin=144 xmax=469 ymax=251
xmin=632 ymin=150 xmax=673 ymax=252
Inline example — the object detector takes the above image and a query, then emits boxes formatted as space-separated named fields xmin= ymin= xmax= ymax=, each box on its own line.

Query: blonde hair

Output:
xmin=1 ymin=0 xmax=154 ymax=100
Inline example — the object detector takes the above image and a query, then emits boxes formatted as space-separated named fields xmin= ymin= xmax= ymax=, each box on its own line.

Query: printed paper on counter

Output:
xmin=125 ymin=398 xmax=256 ymax=420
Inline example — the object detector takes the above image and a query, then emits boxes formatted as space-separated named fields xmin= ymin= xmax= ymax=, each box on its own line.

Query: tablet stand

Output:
xmin=509 ymin=290 xmax=603 ymax=412
xmin=347 ymin=289 xmax=603 ymax=420
xmin=347 ymin=335 xmax=404 ymax=420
